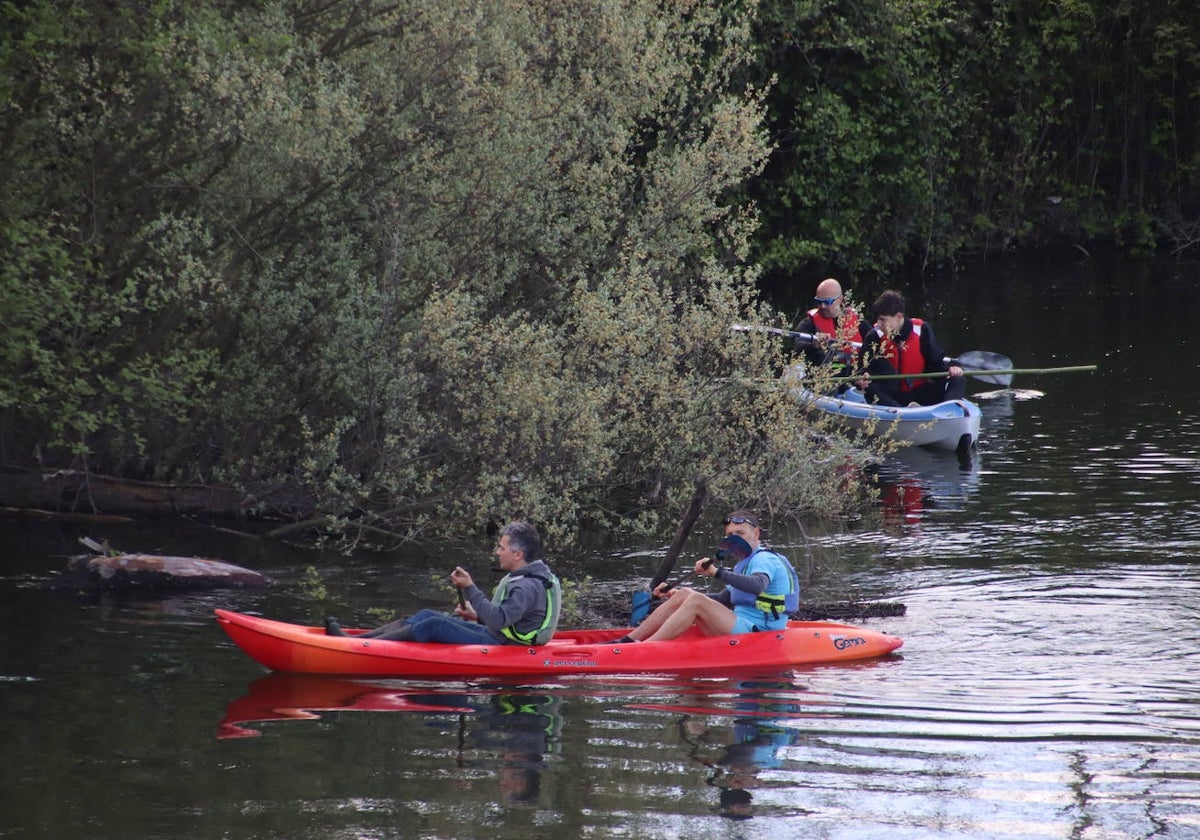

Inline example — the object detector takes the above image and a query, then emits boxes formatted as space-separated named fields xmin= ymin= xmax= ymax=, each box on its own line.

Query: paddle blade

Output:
xmin=630 ymin=591 xmax=652 ymax=626
xmin=715 ymin=534 xmax=752 ymax=563
xmin=957 ymin=350 xmax=1014 ymax=387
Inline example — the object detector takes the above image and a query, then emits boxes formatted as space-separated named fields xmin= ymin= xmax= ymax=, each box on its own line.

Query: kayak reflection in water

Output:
xmin=618 ymin=510 xmax=800 ymax=643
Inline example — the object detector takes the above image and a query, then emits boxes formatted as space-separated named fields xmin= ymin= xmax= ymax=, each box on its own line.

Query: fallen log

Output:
xmin=793 ymin=600 xmax=906 ymax=620
xmin=51 ymin=539 xmax=272 ymax=591
xmin=0 ymin=506 xmax=135 ymax=524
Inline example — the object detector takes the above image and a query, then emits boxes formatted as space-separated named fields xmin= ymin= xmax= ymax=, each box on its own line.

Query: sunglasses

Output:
xmin=813 ymin=295 xmax=842 ymax=305
xmin=723 ymin=515 xmax=756 ymax=526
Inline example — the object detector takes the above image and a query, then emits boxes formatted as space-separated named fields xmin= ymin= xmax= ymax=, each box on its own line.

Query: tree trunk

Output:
xmin=0 ymin=465 xmax=316 ymax=520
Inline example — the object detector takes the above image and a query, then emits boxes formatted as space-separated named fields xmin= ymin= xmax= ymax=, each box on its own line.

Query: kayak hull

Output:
xmin=215 ymin=609 xmax=903 ymax=678
xmin=797 ymin=384 xmax=982 ymax=451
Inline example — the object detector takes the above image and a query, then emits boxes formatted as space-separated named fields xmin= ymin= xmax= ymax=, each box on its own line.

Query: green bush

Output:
xmin=1 ymin=0 xmax=875 ymax=542
xmin=747 ymin=0 xmax=1200 ymax=280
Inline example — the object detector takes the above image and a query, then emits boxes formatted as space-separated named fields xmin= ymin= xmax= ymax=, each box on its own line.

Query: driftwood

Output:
xmin=0 ymin=465 xmax=316 ymax=520
xmin=52 ymin=553 xmax=272 ymax=591
xmin=51 ymin=538 xmax=272 ymax=592
xmin=0 ymin=505 xmax=134 ymax=524
xmin=793 ymin=600 xmax=906 ymax=620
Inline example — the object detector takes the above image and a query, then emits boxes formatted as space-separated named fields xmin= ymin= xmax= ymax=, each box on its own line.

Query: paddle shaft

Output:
xmin=821 ymin=364 xmax=1098 ymax=383
xmin=734 ymin=323 xmax=857 ymax=349
xmin=650 ymin=478 xmax=708 ymax=590
xmin=662 ymin=559 xmax=714 ymax=592
xmin=732 ymin=323 xmax=966 ymax=368
xmin=732 ymin=323 xmax=831 ymax=344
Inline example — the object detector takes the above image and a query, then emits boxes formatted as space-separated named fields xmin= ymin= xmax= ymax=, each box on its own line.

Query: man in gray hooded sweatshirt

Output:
xmin=325 ymin=521 xmax=561 ymax=645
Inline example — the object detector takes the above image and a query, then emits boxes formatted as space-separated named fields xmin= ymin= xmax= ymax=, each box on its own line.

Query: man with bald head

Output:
xmin=791 ymin=278 xmax=861 ymax=374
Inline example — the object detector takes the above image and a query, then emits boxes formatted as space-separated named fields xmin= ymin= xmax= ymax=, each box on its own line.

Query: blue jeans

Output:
xmin=405 ymin=609 xmax=499 ymax=644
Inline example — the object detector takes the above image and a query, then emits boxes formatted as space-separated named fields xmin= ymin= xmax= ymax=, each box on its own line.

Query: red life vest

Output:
xmin=807 ymin=307 xmax=861 ymax=359
xmin=874 ymin=318 xmax=927 ymax=392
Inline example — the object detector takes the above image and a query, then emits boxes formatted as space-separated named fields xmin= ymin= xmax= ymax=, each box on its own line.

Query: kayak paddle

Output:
xmin=954 ymin=350 xmax=1015 ymax=386
xmin=632 ymin=478 xmax=707 ymax=625
xmin=819 ymin=364 xmax=1098 ymax=384
xmin=654 ymin=534 xmax=753 ymax=594
xmin=731 ymin=323 xmax=1085 ymax=387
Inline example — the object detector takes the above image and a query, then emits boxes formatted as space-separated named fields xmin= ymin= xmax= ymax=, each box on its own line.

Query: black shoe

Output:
xmin=324 ymin=617 xmax=347 ymax=636
xmin=614 ymin=634 xmax=636 ymax=643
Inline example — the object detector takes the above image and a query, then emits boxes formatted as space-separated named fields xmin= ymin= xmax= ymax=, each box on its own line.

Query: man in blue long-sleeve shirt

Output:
xmin=618 ymin=510 xmax=800 ymax=643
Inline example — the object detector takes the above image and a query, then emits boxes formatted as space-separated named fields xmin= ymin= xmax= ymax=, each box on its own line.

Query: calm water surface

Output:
xmin=3 ymin=255 xmax=1200 ymax=839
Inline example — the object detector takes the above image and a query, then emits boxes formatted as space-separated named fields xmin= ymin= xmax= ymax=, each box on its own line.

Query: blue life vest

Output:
xmin=726 ymin=548 xmax=801 ymax=620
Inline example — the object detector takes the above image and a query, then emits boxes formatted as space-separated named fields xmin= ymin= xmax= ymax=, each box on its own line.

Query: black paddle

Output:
xmin=631 ymin=478 xmax=707 ymax=625
xmin=650 ymin=478 xmax=709 ymax=590
xmin=655 ymin=534 xmax=753 ymax=592
xmin=657 ymin=558 xmax=713 ymax=593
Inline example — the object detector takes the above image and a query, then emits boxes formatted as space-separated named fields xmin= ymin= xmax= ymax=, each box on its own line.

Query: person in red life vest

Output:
xmin=856 ymin=289 xmax=965 ymax=407
xmin=791 ymin=277 xmax=861 ymax=375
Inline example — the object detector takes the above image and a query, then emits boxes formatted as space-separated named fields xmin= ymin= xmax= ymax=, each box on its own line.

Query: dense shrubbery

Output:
xmin=3 ymin=0 xmax=1195 ymax=542
xmin=0 ymin=0 xmax=870 ymax=542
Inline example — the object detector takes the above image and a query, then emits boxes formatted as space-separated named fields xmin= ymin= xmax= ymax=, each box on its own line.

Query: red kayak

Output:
xmin=215 ymin=608 xmax=903 ymax=678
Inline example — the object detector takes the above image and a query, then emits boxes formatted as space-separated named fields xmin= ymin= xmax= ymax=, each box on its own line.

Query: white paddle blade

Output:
xmin=957 ymin=350 xmax=1014 ymax=387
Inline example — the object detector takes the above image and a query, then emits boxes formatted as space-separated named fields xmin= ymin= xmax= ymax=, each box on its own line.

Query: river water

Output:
xmin=3 ymin=253 xmax=1200 ymax=839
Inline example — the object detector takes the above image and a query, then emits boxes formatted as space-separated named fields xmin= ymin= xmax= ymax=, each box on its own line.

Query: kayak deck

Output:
xmin=215 ymin=609 xmax=903 ymax=678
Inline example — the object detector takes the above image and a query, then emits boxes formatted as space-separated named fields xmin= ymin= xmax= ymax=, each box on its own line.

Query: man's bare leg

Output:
xmin=642 ymin=589 xmax=736 ymax=642
xmin=626 ymin=588 xmax=690 ymax=640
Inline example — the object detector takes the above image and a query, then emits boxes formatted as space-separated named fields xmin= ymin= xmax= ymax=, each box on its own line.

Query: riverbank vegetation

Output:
xmin=2 ymin=1 xmax=1195 ymax=542
xmin=749 ymin=0 xmax=1200 ymax=281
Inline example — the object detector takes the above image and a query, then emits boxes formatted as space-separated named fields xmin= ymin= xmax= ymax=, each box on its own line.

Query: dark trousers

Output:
xmin=865 ymin=360 xmax=966 ymax=406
